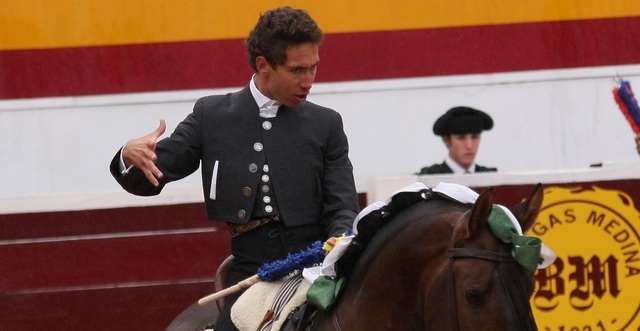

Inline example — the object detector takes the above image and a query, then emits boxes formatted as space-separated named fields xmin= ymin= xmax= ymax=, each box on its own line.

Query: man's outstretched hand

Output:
xmin=122 ymin=119 xmax=166 ymax=186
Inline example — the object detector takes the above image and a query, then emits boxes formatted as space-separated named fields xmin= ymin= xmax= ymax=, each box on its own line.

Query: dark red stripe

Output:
xmin=0 ymin=231 xmax=228 ymax=290
xmin=0 ymin=203 xmax=211 ymax=240
xmin=0 ymin=282 xmax=216 ymax=330
xmin=1 ymin=16 xmax=638 ymax=99
xmin=0 ymin=203 xmax=230 ymax=291
xmin=322 ymin=16 xmax=640 ymax=81
xmin=0 ymin=38 xmax=252 ymax=99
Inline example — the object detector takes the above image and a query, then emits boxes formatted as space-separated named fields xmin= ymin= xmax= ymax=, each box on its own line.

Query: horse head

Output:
xmin=311 ymin=183 xmax=547 ymax=331
xmin=444 ymin=183 xmax=544 ymax=331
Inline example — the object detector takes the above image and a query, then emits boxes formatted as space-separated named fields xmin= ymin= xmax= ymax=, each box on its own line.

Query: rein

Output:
xmin=447 ymin=247 xmax=515 ymax=331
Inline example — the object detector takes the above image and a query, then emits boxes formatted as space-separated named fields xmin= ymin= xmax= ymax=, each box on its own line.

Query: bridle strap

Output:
xmin=448 ymin=247 xmax=515 ymax=331
xmin=450 ymin=248 xmax=515 ymax=263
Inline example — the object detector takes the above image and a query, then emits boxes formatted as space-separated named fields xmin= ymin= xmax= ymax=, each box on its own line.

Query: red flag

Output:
xmin=613 ymin=79 xmax=640 ymax=134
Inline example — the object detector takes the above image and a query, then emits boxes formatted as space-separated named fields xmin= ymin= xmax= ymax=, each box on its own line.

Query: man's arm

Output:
xmin=321 ymin=111 xmax=360 ymax=237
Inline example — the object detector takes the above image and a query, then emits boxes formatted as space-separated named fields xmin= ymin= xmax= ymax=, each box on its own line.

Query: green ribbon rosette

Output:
xmin=306 ymin=275 xmax=346 ymax=311
xmin=488 ymin=205 xmax=542 ymax=277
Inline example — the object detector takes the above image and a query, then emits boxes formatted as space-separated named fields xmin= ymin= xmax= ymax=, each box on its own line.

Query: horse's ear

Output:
xmin=460 ymin=187 xmax=494 ymax=239
xmin=510 ymin=183 xmax=544 ymax=232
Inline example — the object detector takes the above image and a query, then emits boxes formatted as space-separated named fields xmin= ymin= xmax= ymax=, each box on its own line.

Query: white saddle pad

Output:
xmin=231 ymin=274 xmax=310 ymax=331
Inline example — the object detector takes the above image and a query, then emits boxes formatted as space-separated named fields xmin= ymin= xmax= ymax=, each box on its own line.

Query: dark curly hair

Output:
xmin=246 ymin=7 xmax=324 ymax=72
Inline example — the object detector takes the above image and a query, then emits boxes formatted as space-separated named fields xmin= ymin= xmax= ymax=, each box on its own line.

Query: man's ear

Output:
xmin=442 ymin=136 xmax=451 ymax=148
xmin=256 ymin=56 xmax=270 ymax=74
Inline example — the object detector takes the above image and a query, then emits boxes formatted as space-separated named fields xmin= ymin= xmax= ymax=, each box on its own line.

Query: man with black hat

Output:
xmin=416 ymin=106 xmax=497 ymax=175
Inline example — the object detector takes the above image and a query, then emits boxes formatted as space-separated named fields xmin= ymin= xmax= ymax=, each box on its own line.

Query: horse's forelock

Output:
xmin=498 ymin=262 xmax=538 ymax=330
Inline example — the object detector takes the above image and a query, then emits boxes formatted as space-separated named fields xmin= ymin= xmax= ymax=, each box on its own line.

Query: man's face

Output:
xmin=257 ymin=43 xmax=319 ymax=108
xmin=443 ymin=133 xmax=482 ymax=169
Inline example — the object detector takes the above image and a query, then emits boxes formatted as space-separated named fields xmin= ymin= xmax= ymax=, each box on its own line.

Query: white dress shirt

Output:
xmin=249 ymin=74 xmax=282 ymax=118
xmin=444 ymin=155 xmax=476 ymax=175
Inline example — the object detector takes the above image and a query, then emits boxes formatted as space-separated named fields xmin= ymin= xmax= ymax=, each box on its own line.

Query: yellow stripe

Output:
xmin=2 ymin=0 xmax=640 ymax=50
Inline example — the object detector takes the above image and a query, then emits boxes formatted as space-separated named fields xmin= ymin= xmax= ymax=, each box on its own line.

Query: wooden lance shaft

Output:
xmin=198 ymin=274 xmax=260 ymax=307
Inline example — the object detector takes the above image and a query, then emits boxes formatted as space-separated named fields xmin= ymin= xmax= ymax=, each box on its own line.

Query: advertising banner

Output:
xmin=532 ymin=185 xmax=640 ymax=331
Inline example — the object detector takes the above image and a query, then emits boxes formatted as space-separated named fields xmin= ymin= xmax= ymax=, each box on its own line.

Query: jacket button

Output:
xmin=262 ymin=121 xmax=272 ymax=130
xmin=237 ymin=209 xmax=246 ymax=219
xmin=248 ymin=163 xmax=258 ymax=173
xmin=253 ymin=142 xmax=263 ymax=152
xmin=242 ymin=187 xmax=252 ymax=196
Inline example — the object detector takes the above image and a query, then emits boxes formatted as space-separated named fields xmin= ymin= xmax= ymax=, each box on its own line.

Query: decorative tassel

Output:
xmin=613 ymin=79 xmax=640 ymax=134
xmin=198 ymin=241 xmax=326 ymax=306
xmin=257 ymin=241 xmax=326 ymax=282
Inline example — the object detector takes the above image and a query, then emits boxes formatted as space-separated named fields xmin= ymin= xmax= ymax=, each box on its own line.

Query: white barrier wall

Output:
xmin=366 ymin=162 xmax=640 ymax=205
xmin=1 ymin=65 xmax=640 ymax=213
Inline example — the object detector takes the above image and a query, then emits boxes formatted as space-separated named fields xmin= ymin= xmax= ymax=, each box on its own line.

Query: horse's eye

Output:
xmin=464 ymin=290 xmax=485 ymax=308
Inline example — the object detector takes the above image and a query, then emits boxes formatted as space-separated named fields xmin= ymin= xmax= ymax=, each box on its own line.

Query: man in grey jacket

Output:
xmin=109 ymin=7 xmax=359 ymax=330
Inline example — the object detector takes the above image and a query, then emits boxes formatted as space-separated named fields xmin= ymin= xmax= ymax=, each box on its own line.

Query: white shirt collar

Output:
xmin=445 ymin=155 xmax=475 ymax=175
xmin=249 ymin=74 xmax=281 ymax=118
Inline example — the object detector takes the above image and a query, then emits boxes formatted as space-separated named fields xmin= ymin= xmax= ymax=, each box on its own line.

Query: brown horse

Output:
xmin=308 ymin=184 xmax=543 ymax=331
xmin=168 ymin=184 xmax=544 ymax=331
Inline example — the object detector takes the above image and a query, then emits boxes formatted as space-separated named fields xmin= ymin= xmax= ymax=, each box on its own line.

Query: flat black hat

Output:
xmin=432 ymin=106 xmax=493 ymax=136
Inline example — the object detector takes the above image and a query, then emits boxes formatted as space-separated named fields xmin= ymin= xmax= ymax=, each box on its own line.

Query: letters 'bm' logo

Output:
xmin=529 ymin=185 xmax=640 ymax=331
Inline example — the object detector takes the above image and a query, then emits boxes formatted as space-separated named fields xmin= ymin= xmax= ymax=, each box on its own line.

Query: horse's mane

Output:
xmin=335 ymin=189 xmax=469 ymax=279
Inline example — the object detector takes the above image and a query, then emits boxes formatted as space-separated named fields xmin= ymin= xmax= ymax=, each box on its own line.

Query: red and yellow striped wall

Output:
xmin=1 ymin=0 xmax=639 ymax=99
